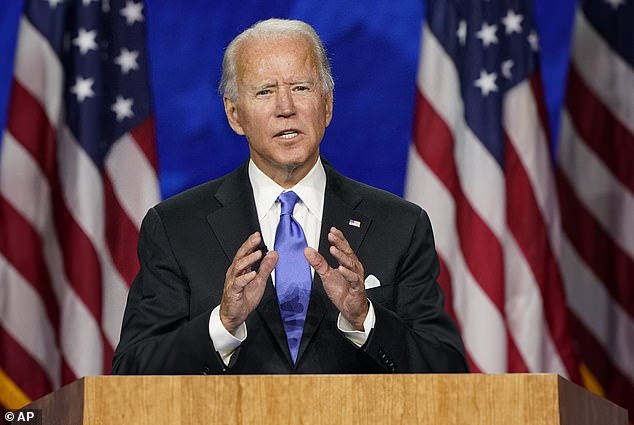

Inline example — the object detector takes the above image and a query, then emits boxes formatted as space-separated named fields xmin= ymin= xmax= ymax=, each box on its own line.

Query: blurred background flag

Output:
xmin=556 ymin=0 xmax=634 ymax=414
xmin=405 ymin=0 xmax=632 ymax=418
xmin=0 ymin=0 xmax=160 ymax=408
xmin=405 ymin=0 xmax=580 ymax=379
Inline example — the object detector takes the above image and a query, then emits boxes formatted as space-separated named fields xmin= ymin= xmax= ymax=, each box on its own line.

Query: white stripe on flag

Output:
xmin=105 ymin=133 xmax=160 ymax=228
xmin=572 ymin=11 xmax=634 ymax=134
xmin=0 ymin=255 xmax=61 ymax=388
xmin=14 ymin=17 xmax=62 ymax=125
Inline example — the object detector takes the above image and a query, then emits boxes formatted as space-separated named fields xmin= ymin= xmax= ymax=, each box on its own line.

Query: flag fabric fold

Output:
xmin=0 ymin=0 xmax=159 ymax=408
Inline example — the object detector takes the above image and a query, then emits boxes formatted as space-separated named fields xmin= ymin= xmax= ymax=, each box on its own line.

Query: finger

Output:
xmin=328 ymin=227 xmax=354 ymax=255
xmin=336 ymin=265 xmax=363 ymax=287
xmin=304 ymin=247 xmax=331 ymax=276
xmin=329 ymin=246 xmax=363 ymax=276
xmin=329 ymin=245 xmax=353 ymax=269
xmin=234 ymin=232 xmax=262 ymax=259
xmin=230 ymin=270 xmax=257 ymax=291
xmin=233 ymin=248 xmax=263 ymax=276
xmin=255 ymin=251 xmax=278 ymax=283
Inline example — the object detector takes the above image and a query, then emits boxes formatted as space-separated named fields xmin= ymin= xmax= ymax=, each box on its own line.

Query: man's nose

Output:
xmin=275 ymin=89 xmax=296 ymax=118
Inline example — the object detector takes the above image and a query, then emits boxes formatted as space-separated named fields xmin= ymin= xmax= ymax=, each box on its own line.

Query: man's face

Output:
xmin=224 ymin=35 xmax=333 ymax=186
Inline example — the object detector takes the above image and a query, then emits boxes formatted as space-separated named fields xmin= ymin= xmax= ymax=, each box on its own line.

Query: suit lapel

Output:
xmin=205 ymin=163 xmax=289 ymax=361
xmin=296 ymin=163 xmax=372 ymax=363
xmin=206 ymin=164 xmax=260 ymax=262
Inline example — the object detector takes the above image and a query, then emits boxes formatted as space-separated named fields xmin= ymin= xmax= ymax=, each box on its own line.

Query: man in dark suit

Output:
xmin=113 ymin=18 xmax=468 ymax=375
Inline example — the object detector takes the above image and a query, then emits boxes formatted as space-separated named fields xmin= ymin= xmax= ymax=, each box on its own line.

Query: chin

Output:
xmin=276 ymin=149 xmax=317 ymax=167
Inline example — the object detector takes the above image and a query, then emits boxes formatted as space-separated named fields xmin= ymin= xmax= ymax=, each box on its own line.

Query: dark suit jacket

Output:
xmin=113 ymin=160 xmax=468 ymax=374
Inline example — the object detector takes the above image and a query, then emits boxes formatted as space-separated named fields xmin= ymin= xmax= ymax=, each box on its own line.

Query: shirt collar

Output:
xmin=248 ymin=158 xmax=326 ymax=220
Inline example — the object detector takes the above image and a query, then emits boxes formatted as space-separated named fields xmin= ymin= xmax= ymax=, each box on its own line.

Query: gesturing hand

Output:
xmin=304 ymin=227 xmax=368 ymax=330
xmin=219 ymin=232 xmax=278 ymax=334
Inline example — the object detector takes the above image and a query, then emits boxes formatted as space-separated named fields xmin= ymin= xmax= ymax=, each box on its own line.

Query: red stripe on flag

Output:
xmin=6 ymin=79 xmax=104 ymax=324
xmin=566 ymin=67 xmax=634 ymax=192
xmin=413 ymin=91 xmax=505 ymax=312
xmin=130 ymin=117 xmax=159 ymax=171
xmin=503 ymin=132 xmax=580 ymax=381
xmin=0 ymin=327 xmax=52 ymax=401
xmin=438 ymin=257 xmax=481 ymax=373
xmin=102 ymin=335 xmax=114 ymax=375
xmin=61 ymin=358 xmax=77 ymax=387
xmin=104 ymin=175 xmax=140 ymax=286
xmin=556 ymin=171 xmax=634 ymax=317
xmin=6 ymin=80 xmax=56 ymax=168
xmin=506 ymin=333 xmax=529 ymax=373
xmin=0 ymin=197 xmax=60 ymax=334
xmin=437 ymin=257 xmax=457 ymax=328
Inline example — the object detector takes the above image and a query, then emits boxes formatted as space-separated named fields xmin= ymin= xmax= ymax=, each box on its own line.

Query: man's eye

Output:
xmin=256 ymin=89 xmax=271 ymax=96
xmin=293 ymin=86 xmax=309 ymax=92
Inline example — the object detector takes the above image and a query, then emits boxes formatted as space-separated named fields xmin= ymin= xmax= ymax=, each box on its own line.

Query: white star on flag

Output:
xmin=73 ymin=28 xmax=98 ymax=55
xmin=115 ymin=48 xmax=139 ymax=74
xmin=111 ymin=95 xmax=134 ymax=121
xmin=474 ymin=69 xmax=498 ymax=96
xmin=527 ymin=29 xmax=539 ymax=51
xmin=475 ymin=22 xmax=498 ymax=47
xmin=457 ymin=20 xmax=467 ymax=46
xmin=501 ymin=60 xmax=514 ymax=79
xmin=70 ymin=76 xmax=95 ymax=102
xmin=120 ymin=1 xmax=144 ymax=25
xmin=46 ymin=0 xmax=63 ymax=8
xmin=501 ymin=10 xmax=524 ymax=34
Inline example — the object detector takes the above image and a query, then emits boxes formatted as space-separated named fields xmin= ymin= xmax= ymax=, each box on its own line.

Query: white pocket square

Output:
xmin=364 ymin=274 xmax=381 ymax=289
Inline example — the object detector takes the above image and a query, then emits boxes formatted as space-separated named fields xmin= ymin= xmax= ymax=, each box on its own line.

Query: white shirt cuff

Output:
xmin=209 ymin=305 xmax=246 ymax=365
xmin=337 ymin=300 xmax=376 ymax=347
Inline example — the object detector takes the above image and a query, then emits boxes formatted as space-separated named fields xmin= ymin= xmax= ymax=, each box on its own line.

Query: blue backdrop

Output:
xmin=0 ymin=0 xmax=576 ymax=199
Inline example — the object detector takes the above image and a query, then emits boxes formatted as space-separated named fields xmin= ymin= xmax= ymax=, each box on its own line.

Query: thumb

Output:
xmin=304 ymin=247 xmax=330 ymax=276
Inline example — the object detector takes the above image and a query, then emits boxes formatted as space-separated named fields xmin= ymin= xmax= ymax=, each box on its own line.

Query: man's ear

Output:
xmin=223 ymin=96 xmax=245 ymax=135
xmin=324 ymin=91 xmax=334 ymax=128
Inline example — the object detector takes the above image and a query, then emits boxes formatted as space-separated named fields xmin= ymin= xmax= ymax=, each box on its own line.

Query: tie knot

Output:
xmin=278 ymin=191 xmax=300 ymax=216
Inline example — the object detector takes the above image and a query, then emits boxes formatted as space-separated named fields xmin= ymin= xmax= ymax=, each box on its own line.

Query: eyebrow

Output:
xmin=252 ymin=79 xmax=315 ymax=91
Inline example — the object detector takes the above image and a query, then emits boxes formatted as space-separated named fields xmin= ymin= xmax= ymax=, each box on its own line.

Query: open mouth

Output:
xmin=275 ymin=129 xmax=300 ymax=140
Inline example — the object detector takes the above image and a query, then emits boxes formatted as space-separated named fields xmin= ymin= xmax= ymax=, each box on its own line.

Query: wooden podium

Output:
xmin=25 ymin=374 xmax=627 ymax=425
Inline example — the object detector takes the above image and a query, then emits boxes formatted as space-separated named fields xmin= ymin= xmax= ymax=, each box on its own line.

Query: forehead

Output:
xmin=235 ymin=35 xmax=319 ymax=82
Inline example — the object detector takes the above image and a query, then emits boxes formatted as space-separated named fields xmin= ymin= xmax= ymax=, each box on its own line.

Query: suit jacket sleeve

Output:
xmin=112 ymin=207 xmax=225 ymax=375
xmin=359 ymin=208 xmax=468 ymax=373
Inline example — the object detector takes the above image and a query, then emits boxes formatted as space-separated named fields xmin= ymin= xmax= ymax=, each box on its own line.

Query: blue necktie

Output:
xmin=274 ymin=191 xmax=311 ymax=363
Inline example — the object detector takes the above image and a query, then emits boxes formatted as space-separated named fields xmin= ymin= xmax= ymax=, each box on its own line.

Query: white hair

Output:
xmin=219 ymin=18 xmax=335 ymax=101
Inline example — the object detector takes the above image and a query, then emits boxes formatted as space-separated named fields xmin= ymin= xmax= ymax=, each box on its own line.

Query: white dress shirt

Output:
xmin=209 ymin=158 xmax=375 ymax=364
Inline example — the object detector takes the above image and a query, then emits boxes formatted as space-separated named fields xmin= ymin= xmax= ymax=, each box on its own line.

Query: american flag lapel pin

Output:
xmin=348 ymin=219 xmax=361 ymax=228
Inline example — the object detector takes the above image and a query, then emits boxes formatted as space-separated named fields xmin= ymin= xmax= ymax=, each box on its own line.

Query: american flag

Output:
xmin=557 ymin=0 xmax=633 ymax=416
xmin=0 ymin=0 xmax=160 ymax=408
xmin=405 ymin=0 xmax=580 ymax=381
xmin=405 ymin=0 xmax=633 ymax=416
